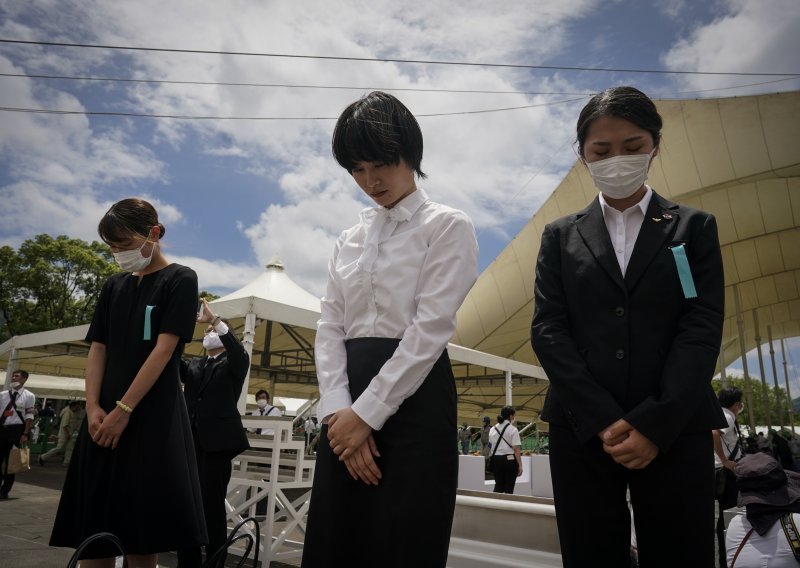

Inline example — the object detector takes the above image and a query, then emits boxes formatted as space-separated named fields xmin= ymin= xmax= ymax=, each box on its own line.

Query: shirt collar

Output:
xmin=359 ymin=188 xmax=428 ymax=223
xmin=599 ymin=185 xmax=653 ymax=218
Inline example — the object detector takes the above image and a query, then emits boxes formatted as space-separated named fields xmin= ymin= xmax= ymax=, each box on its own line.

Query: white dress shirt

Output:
xmin=599 ymin=185 xmax=653 ymax=276
xmin=488 ymin=422 xmax=521 ymax=456
xmin=0 ymin=386 xmax=36 ymax=426
xmin=726 ymin=513 xmax=800 ymax=567
xmin=315 ymin=188 xmax=479 ymax=430
xmin=715 ymin=407 xmax=743 ymax=468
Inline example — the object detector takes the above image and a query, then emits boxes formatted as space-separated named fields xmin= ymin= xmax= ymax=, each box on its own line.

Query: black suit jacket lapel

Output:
xmin=197 ymin=352 xmax=227 ymax=395
xmin=624 ymin=192 xmax=680 ymax=292
xmin=575 ymin=198 xmax=625 ymax=291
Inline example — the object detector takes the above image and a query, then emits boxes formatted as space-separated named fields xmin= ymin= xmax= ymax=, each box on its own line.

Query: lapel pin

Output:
xmin=662 ymin=212 xmax=673 ymax=220
xmin=651 ymin=217 xmax=662 ymax=222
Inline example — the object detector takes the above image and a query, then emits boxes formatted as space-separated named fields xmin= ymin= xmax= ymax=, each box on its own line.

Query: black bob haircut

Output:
xmin=576 ymin=86 xmax=663 ymax=158
xmin=332 ymin=91 xmax=426 ymax=179
xmin=718 ymin=386 xmax=743 ymax=408
xmin=98 ymin=197 xmax=165 ymax=245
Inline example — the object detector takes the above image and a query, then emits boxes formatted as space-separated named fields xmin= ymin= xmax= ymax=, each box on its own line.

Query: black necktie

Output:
xmin=0 ymin=391 xmax=18 ymax=426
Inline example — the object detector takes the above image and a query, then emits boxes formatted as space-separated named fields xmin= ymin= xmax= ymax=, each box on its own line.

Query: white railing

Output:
xmin=226 ymin=415 xmax=315 ymax=567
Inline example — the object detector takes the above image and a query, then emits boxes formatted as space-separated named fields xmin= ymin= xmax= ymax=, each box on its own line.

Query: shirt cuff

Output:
xmin=214 ymin=321 xmax=229 ymax=335
xmin=351 ymin=389 xmax=394 ymax=431
xmin=316 ymin=387 xmax=352 ymax=422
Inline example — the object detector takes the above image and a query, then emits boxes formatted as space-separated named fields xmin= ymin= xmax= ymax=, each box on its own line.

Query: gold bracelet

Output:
xmin=116 ymin=400 xmax=133 ymax=414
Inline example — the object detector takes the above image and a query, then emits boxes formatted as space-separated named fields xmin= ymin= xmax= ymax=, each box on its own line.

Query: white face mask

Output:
xmin=203 ymin=332 xmax=224 ymax=351
xmin=10 ymin=381 xmax=21 ymax=389
xmin=256 ymin=399 xmax=268 ymax=409
xmin=586 ymin=150 xmax=654 ymax=200
xmin=114 ymin=238 xmax=155 ymax=272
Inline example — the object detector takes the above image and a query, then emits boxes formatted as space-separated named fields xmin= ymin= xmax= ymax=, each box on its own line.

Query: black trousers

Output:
xmin=302 ymin=338 xmax=458 ymax=568
xmin=177 ymin=437 xmax=234 ymax=568
xmin=715 ymin=467 xmax=738 ymax=568
xmin=491 ymin=454 xmax=518 ymax=494
xmin=0 ymin=424 xmax=24 ymax=495
xmin=549 ymin=424 xmax=715 ymax=568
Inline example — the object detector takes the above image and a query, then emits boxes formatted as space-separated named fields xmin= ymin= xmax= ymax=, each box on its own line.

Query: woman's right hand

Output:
xmin=87 ymin=404 xmax=107 ymax=439
xmin=343 ymin=434 xmax=382 ymax=486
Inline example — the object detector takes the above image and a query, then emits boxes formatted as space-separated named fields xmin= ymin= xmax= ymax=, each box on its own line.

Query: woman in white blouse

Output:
xmin=488 ymin=406 xmax=523 ymax=494
xmin=301 ymin=91 xmax=478 ymax=568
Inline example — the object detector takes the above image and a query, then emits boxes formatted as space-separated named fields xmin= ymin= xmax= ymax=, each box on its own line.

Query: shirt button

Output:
xmin=616 ymin=249 xmax=623 ymax=254
xmin=615 ymin=307 xmax=625 ymax=317
xmin=616 ymin=349 xmax=625 ymax=359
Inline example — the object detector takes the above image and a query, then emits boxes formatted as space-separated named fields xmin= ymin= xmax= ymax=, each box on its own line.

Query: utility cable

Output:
xmin=1 ymin=38 xmax=797 ymax=77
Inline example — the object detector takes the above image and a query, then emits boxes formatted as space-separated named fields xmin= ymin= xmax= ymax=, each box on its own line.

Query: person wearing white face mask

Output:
xmin=0 ymin=369 xmax=36 ymax=499
xmin=177 ymin=299 xmax=250 ymax=567
xmin=51 ymin=198 xmax=206 ymax=568
xmin=531 ymin=86 xmax=726 ymax=568
xmin=249 ymin=389 xmax=282 ymax=436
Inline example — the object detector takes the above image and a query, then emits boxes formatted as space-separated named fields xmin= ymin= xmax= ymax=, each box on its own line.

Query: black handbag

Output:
xmin=66 ymin=533 xmax=127 ymax=568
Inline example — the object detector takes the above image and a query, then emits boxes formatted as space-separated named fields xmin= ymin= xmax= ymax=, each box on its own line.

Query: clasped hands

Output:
xmin=599 ymin=419 xmax=659 ymax=470
xmin=88 ymin=404 xmax=130 ymax=450
xmin=327 ymin=408 xmax=382 ymax=486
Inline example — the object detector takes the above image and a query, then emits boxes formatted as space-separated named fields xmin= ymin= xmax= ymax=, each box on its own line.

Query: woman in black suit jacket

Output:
xmin=531 ymin=86 xmax=726 ymax=568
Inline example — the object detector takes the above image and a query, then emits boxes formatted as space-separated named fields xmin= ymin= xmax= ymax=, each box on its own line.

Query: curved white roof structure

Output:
xmin=453 ymin=91 xmax=800 ymax=422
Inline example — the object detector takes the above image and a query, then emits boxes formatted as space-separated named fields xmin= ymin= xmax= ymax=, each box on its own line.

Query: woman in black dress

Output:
xmin=301 ymin=92 xmax=479 ymax=567
xmin=50 ymin=198 xmax=206 ymax=567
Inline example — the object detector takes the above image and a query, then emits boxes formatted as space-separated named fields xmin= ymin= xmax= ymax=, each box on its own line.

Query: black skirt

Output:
xmin=301 ymin=338 xmax=458 ymax=568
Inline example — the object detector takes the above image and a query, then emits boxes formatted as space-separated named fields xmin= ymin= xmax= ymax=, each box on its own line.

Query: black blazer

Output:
xmin=531 ymin=191 xmax=726 ymax=452
xmin=180 ymin=330 xmax=250 ymax=455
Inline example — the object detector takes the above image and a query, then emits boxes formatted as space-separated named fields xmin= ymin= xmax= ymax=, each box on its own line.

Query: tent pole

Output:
xmin=782 ymin=338 xmax=796 ymax=434
xmin=734 ymin=285 xmax=755 ymax=430
xmin=753 ymin=309 xmax=771 ymax=430
xmin=3 ymin=347 xmax=18 ymax=389
xmin=767 ymin=326 xmax=784 ymax=427
xmin=238 ymin=312 xmax=258 ymax=415
xmin=505 ymin=369 xmax=512 ymax=407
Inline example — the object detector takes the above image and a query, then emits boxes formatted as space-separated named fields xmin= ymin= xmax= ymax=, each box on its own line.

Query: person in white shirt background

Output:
xmin=726 ymin=452 xmax=800 ymax=568
xmin=301 ymin=91 xmax=478 ymax=568
xmin=714 ymin=386 xmax=745 ymax=568
xmin=0 ymin=369 xmax=35 ymax=499
xmin=250 ymin=389 xmax=281 ymax=436
xmin=488 ymin=406 xmax=523 ymax=494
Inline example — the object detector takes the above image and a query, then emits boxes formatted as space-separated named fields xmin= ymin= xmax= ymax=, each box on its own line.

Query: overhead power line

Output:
xmin=1 ymin=38 xmax=797 ymax=77
xmin=0 ymin=72 xmax=594 ymax=96
xmin=2 ymin=71 xmax=798 ymax=97
xmin=0 ymin=97 xmax=588 ymax=121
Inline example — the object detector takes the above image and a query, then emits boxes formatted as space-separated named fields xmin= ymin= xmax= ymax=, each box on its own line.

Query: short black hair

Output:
xmin=718 ymin=386 xmax=743 ymax=408
xmin=11 ymin=369 xmax=29 ymax=379
xmin=98 ymin=197 xmax=165 ymax=245
xmin=498 ymin=406 xmax=516 ymax=423
xmin=576 ymin=86 xmax=662 ymax=158
xmin=332 ymin=91 xmax=426 ymax=178
xmin=255 ymin=390 xmax=269 ymax=400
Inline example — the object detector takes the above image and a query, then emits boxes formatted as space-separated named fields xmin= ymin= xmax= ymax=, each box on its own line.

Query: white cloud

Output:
xmin=169 ymin=255 xmax=262 ymax=292
xmin=18 ymin=0 xmax=594 ymax=290
xmin=662 ymin=0 xmax=800 ymax=92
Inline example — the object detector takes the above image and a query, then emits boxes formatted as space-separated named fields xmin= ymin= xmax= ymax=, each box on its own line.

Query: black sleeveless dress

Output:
xmin=50 ymin=264 xmax=207 ymax=558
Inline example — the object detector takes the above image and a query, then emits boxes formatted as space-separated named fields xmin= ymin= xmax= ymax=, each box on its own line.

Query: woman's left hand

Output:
xmin=517 ymin=464 xmax=523 ymax=477
xmin=92 ymin=407 xmax=130 ymax=450
xmin=328 ymin=408 xmax=372 ymax=460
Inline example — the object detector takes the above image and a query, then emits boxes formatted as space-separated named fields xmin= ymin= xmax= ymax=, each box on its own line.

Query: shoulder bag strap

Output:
xmin=730 ymin=527 xmax=754 ymax=568
xmin=779 ymin=513 xmax=800 ymax=561
xmin=491 ymin=424 xmax=511 ymax=458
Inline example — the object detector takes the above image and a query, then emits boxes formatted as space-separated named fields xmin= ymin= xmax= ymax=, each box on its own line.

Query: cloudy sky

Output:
xmin=1 ymin=0 xmax=799 ymax=376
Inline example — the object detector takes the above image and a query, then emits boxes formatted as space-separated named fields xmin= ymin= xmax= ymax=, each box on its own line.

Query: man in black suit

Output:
xmin=177 ymin=299 xmax=250 ymax=567
xmin=531 ymin=87 xmax=726 ymax=567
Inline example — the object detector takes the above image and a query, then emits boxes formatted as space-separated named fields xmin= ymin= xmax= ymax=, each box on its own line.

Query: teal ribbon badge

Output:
xmin=669 ymin=245 xmax=697 ymax=299
xmin=143 ymin=305 xmax=155 ymax=340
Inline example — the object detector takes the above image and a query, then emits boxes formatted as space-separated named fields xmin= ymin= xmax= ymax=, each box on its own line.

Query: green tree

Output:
xmin=714 ymin=373 xmax=792 ymax=430
xmin=0 ymin=234 xmax=119 ymax=341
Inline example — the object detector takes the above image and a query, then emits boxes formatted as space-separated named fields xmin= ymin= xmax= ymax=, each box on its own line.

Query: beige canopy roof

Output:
xmin=453 ymin=90 xmax=800 ymax=421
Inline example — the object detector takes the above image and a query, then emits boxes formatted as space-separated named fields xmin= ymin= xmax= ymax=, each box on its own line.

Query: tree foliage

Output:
xmin=0 ymin=234 xmax=119 ymax=341
xmin=715 ymin=373 xmax=794 ymax=430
